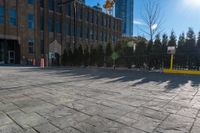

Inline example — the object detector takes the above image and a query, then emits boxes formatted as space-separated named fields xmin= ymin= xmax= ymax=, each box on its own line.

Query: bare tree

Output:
xmin=141 ymin=0 xmax=164 ymax=41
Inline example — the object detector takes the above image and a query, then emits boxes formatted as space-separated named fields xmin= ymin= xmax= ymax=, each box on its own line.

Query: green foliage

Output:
xmin=178 ymin=33 xmax=185 ymax=48
xmin=168 ymin=31 xmax=177 ymax=46
xmin=83 ymin=46 xmax=89 ymax=66
xmin=134 ymin=38 xmax=147 ymax=68
xmin=197 ymin=32 xmax=200 ymax=48
xmin=96 ymin=44 xmax=104 ymax=67
xmin=61 ymin=29 xmax=200 ymax=70
xmin=105 ymin=43 xmax=113 ymax=67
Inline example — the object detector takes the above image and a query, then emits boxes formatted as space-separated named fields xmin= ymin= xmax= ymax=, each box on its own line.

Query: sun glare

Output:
xmin=183 ymin=0 xmax=200 ymax=8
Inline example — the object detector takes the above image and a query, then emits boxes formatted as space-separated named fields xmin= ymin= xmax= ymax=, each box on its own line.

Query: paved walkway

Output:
xmin=0 ymin=67 xmax=200 ymax=133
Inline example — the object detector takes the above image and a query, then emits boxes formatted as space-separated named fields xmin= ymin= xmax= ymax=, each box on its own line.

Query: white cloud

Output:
xmin=151 ymin=24 xmax=158 ymax=30
xmin=133 ymin=19 xmax=146 ymax=26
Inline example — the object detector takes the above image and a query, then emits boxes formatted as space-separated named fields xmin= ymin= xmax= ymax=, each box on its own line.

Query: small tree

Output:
xmin=196 ymin=32 xmax=200 ymax=69
xmin=168 ymin=31 xmax=177 ymax=47
xmin=141 ymin=0 xmax=164 ymax=41
xmin=176 ymin=33 xmax=186 ymax=68
xmin=61 ymin=49 xmax=68 ymax=66
xmin=185 ymin=28 xmax=196 ymax=69
xmin=152 ymin=34 xmax=162 ymax=69
xmin=83 ymin=46 xmax=89 ymax=66
xmin=105 ymin=43 xmax=113 ymax=67
xmin=197 ymin=32 xmax=200 ymax=48
xmin=161 ymin=34 xmax=168 ymax=68
xmin=134 ymin=38 xmax=147 ymax=68
xmin=77 ymin=45 xmax=83 ymax=66
xmin=90 ymin=46 xmax=96 ymax=66
xmin=96 ymin=44 xmax=104 ymax=67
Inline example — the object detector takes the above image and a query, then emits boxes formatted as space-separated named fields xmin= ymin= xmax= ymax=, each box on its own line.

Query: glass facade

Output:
xmin=115 ymin=0 xmax=133 ymax=36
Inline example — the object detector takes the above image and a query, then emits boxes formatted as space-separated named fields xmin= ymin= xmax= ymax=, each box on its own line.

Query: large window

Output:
xmin=48 ymin=0 xmax=54 ymax=10
xmin=40 ymin=40 xmax=44 ymax=54
xmin=28 ymin=40 xmax=34 ymax=54
xmin=56 ymin=1 xmax=62 ymax=13
xmin=72 ymin=21 xmax=75 ymax=37
xmin=9 ymin=9 xmax=17 ymax=26
xmin=40 ymin=0 xmax=44 ymax=8
xmin=0 ymin=6 xmax=4 ymax=24
xmin=56 ymin=16 xmax=61 ymax=33
xmin=48 ymin=15 xmax=53 ymax=32
xmin=66 ymin=19 xmax=70 ymax=35
xmin=66 ymin=3 xmax=70 ymax=16
xmin=40 ymin=13 xmax=44 ymax=31
xmin=28 ymin=0 xmax=34 ymax=5
xmin=28 ymin=14 xmax=34 ymax=30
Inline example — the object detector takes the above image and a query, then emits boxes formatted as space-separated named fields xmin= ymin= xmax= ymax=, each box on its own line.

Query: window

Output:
xmin=56 ymin=16 xmax=61 ymax=33
xmin=9 ymin=9 xmax=17 ymax=26
xmin=77 ymin=24 xmax=81 ymax=38
xmin=101 ymin=32 xmax=104 ymax=41
xmin=99 ymin=15 xmax=102 ymax=26
xmin=28 ymin=41 xmax=34 ymax=54
xmin=40 ymin=40 xmax=44 ymax=54
xmin=66 ymin=3 xmax=70 ymax=16
xmin=40 ymin=0 xmax=44 ymax=8
xmin=76 ymin=5 xmax=82 ymax=20
xmin=28 ymin=14 xmax=34 ymax=30
xmin=66 ymin=42 xmax=69 ymax=48
xmin=87 ymin=11 xmax=89 ymax=21
xmin=40 ymin=13 xmax=44 ymax=31
xmin=28 ymin=0 xmax=34 ymax=5
xmin=91 ymin=12 xmax=94 ymax=23
xmin=48 ymin=0 xmax=54 ymax=10
xmin=0 ymin=6 xmax=4 ymax=24
xmin=71 ymin=21 xmax=75 ymax=36
xmin=66 ymin=19 xmax=70 ymax=35
xmin=87 ymin=27 xmax=89 ymax=39
xmin=48 ymin=15 xmax=53 ymax=32
xmin=104 ymin=16 xmax=106 ymax=27
xmin=56 ymin=1 xmax=62 ymax=13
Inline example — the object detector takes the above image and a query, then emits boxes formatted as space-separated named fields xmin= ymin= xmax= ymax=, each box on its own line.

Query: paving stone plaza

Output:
xmin=0 ymin=67 xmax=200 ymax=133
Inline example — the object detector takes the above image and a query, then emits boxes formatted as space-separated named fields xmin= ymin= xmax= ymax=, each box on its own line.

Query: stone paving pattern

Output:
xmin=0 ymin=67 xmax=200 ymax=133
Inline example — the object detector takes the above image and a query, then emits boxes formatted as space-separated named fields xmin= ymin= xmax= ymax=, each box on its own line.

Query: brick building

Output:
xmin=0 ymin=0 xmax=122 ymax=65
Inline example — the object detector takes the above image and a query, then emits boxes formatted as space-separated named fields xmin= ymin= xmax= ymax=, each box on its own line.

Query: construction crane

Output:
xmin=103 ymin=0 xmax=115 ymax=15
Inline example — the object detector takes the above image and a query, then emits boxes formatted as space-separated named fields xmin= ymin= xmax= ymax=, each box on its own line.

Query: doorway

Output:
xmin=0 ymin=39 xmax=20 ymax=64
xmin=8 ymin=50 xmax=15 ymax=64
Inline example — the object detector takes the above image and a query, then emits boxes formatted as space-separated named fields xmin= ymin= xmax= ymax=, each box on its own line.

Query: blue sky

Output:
xmin=86 ymin=0 xmax=200 ymax=37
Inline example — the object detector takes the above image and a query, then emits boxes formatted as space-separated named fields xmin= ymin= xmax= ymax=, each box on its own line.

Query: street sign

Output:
xmin=167 ymin=46 xmax=176 ymax=55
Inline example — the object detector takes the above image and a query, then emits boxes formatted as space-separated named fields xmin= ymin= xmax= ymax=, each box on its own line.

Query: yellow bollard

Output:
xmin=170 ymin=54 xmax=174 ymax=70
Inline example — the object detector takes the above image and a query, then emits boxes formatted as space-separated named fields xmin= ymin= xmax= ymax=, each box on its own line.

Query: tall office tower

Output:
xmin=115 ymin=0 xmax=134 ymax=36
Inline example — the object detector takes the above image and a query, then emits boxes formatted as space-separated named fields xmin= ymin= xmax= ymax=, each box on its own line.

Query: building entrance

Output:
xmin=0 ymin=39 xmax=20 ymax=64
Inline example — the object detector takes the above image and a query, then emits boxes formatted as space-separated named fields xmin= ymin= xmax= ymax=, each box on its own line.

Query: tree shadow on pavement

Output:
xmin=20 ymin=67 xmax=200 ymax=91
xmin=48 ymin=67 xmax=200 ymax=91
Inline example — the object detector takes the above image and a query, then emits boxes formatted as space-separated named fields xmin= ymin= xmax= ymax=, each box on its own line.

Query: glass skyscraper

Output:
xmin=115 ymin=0 xmax=134 ymax=36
